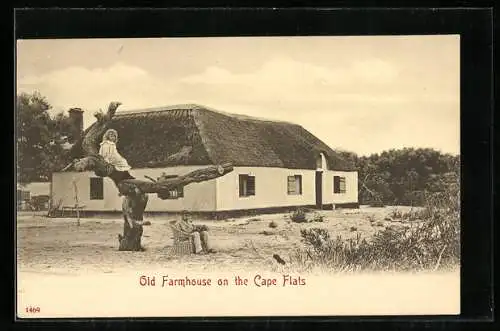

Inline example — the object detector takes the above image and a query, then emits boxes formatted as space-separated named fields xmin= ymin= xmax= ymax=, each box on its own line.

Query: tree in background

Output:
xmin=17 ymin=91 xmax=73 ymax=184
xmin=354 ymin=148 xmax=460 ymax=207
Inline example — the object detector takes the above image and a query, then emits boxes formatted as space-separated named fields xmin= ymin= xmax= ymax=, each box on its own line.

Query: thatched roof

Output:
xmin=76 ymin=104 xmax=356 ymax=171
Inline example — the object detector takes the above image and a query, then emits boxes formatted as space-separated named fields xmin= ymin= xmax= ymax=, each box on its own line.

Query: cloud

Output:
xmin=181 ymin=57 xmax=399 ymax=88
xmin=350 ymin=58 xmax=400 ymax=83
xmin=181 ymin=66 xmax=235 ymax=85
xmin=19 ymin=62 xmax=148 ymax=85
xmin=16 ymin=56 xmax=459 ymax=156
xmin=175 ymin=57 xmax=408 ymax=115
xmin=17 ymin=62 xmax=178 ymax=127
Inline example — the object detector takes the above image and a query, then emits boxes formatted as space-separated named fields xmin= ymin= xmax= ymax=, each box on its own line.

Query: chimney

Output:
xmin=68 ymin=108 xmax=84 ymax=142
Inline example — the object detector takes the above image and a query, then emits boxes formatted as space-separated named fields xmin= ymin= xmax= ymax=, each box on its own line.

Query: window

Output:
xmin=287 ymin=175 xmax=302 ymax=195
xmin=333 ymin=176 xmax=346 ymax=194
xmin=90 ymin=177 xmax=104 ymax=200
xmin=239 ymin=175 xmax=255 ymax=197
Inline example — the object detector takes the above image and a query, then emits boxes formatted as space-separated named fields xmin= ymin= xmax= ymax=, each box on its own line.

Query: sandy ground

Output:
xmin=16 ymin=207 xmax=461 ymax=317
xmin=17 ymin=206 xmax=415 ymax=275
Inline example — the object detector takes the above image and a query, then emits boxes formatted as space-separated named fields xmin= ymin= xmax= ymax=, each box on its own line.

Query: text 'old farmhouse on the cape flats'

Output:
xmin=51 ymin=104 xmax=358 ymax=217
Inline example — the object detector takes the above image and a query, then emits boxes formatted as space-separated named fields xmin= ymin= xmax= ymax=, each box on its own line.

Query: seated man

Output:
xmin=174 ymin=211 xmax=216 ymax=254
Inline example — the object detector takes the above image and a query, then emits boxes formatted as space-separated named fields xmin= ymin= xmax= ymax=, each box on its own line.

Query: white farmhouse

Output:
xmin=51 ymin=104 xmax=358 ymax=217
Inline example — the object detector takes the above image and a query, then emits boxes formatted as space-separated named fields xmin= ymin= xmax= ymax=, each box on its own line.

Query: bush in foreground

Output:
xmin=292 ymin=176 xmax=460 ymax=272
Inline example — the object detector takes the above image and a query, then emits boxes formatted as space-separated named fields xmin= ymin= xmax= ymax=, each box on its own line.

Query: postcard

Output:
xmin=16 ymin=35 xmax=460 ymax=318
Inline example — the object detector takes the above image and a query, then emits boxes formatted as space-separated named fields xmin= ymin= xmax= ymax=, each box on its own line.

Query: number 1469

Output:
xmin=25 ymin=306 xmax=40 ymax=313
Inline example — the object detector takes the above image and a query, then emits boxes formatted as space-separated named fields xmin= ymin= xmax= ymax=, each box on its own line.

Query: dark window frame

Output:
xmin=239 ymin=174 xmax=256 ymax=197
xmin=90 ymin=177 xmax=104 ymax=200
xmin=333 ymin=176 xmax=346 ymax=194
xmin=287 ymin=175 xmax=303 ymax=195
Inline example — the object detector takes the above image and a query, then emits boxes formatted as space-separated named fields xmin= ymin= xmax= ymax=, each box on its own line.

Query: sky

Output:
xmin=16 ymin=36 xmax=460 ymax=156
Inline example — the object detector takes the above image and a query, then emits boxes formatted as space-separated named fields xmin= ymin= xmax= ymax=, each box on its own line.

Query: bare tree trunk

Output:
xmin=62 ymin=101 xmax=234 ymax=251
xmin=118 ymin=192 xmax=148 ymax=251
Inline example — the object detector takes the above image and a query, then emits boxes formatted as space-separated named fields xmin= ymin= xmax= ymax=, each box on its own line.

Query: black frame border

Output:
xmin=7 ymin=6 xmax=495 ymax=329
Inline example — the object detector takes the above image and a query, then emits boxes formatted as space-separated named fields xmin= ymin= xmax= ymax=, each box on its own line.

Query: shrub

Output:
xmin=369 ymin=201 xmax=386 ymax=207
xmin=294 ymin=176 xmax=460 ymax=272
xmin=300 ymin=228 xmax=330 ymax=251
xmin=389 ymin=208 xmax=403 ymax=219
xmin=396 ymin=208 xmax=432 ymax=222
xmin=269 ymin=221 xmax=278 ymax=228
xmin=290 ymin=208 xmax=308 ymax=223
xmin=312 ymin=213 xmax=324 ymax=222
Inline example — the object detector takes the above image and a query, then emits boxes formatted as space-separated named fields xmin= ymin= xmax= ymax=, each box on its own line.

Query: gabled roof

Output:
xmin=77 ymin=104 xmax=356 ymax=171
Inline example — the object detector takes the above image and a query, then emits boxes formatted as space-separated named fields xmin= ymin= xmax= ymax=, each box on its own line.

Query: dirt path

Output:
xmin=17 ymin=208 xmax=406 ymax=275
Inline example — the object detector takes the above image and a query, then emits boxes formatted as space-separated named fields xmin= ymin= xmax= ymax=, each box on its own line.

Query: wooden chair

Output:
xmin=169 ymin=220 xmax=194 ymax=256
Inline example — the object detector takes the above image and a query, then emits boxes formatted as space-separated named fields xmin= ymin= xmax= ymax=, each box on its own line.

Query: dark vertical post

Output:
xmin=315 ymin=171 xmax=323 ymax=209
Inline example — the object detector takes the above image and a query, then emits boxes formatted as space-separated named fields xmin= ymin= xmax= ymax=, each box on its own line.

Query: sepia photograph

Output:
xmin=16 ymin=35 xmax=460 ymax=317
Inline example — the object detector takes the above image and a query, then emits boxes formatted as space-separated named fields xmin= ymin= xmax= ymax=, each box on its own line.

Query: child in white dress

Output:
xmin=99 ymin=129 xmax=135 ymax=182
xmin=101 ymin=129 xmax=151 ymax=231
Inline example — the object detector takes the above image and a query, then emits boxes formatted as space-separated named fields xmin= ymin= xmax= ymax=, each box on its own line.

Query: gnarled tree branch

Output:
xmin=62 ymin=101 xmax=234 ymax=251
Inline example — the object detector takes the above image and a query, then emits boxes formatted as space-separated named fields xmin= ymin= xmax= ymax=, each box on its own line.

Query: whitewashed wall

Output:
xmin=215 ymin=167 xmax=357 ymax=211
xmin=52 ymin=166 xmax=216 ymax=212
xmin=216 ymin=167 xmax=316 ymax=211
xmin=323 ymin=170 xmax=359 ymax=205
xmin=52 ymin=166 xmax=358 ymax=212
